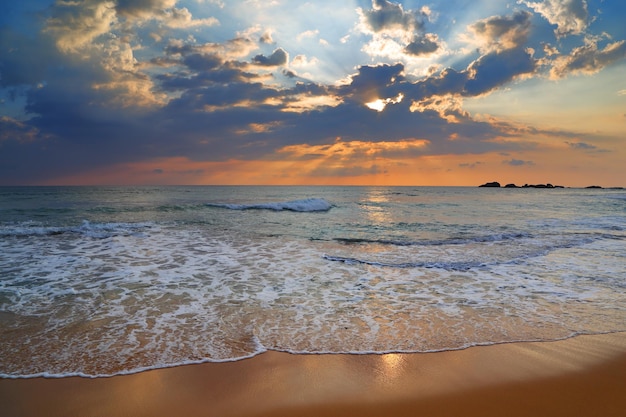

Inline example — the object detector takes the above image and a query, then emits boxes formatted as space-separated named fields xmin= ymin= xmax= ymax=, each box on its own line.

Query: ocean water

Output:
xmin=0 ymin=185 xmax=625 ymax=378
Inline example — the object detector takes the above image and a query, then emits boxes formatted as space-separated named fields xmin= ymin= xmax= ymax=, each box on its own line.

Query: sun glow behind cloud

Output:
xmin=365 ymin=93 xmax=405 ymax=111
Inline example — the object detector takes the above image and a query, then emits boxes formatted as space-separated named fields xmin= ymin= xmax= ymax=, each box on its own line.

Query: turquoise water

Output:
xmin=1 ymin=186 xmax=625 ymax=377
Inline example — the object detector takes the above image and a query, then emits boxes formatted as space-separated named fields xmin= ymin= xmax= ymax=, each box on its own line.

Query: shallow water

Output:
xmin=1 ymin=186 xmax=625 ymax=377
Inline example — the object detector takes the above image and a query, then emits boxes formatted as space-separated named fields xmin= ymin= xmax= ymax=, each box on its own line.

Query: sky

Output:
xmin=0 ymin=0 xmax=625 ymax=186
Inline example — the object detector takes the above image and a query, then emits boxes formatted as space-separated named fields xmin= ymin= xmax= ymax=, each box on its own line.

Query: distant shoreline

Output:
xmin=479 ymin=181 xmax=624 ymax=189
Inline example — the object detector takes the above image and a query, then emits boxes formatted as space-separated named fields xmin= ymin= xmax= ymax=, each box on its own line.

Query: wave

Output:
xmin=324 ymin=232 xmax=615 ymax=271
xmin=334 ymin=232 xmax=533 ymax=247
xmin=0 ymin=220 xmax=154 ymax=239
xmin=322 ymin=254 xmax=480 ymax=271
xmin=7 ymin=331 xmax=626 ymax=379
xmin=206 ymin=198 xmax=332 ymax=212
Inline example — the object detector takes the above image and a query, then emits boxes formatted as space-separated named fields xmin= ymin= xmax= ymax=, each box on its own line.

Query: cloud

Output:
xmin=115 ymin=0 xmax=178 ymax=20
xmin=259 ymin=30 xmax=274 ymax=44
xmin=0 ymin=116 xmax=42 ymax=143
xmin=543 ymin=43 xmax=560 ymax=56
xmin=182 ymin=53 xmax=223 ymax=71
xmin=404 ymin=34 xmax=441 ymax=57
xmin=358 ymin=0 xmax=426 ymax=35
xmin=291 ymin=55 xmax=319 ymax=68
xmin=2 ymin=0 xmax=622 ymax=185
xmin=550 ymin=40 xmax=626 ymax=78
xmin=459 ymin=161 xmax=484 ymax=169
xmin=199 ymin=0 xmax=225 ymax=7
xmin=410 ymin=94 xmax=467 ymax=123
xmin=564 ymin=141 xmax=609 ymax=152
xmin=161 ymin=7 xmax=219 ymax=28
xmin=166 ymin=36 xmax=258 ymax=60
xmin=468 ymin=10 xmax=532 ymax=51
xmin=296 ymin=30 xmax=319 ymax=41
xmin=520 ymin=0 xmax=588 ymax=37
xmin=156 ymin=34 xmax=271 ymax=91
xmin=358 ymin=0 xmax=441 ymax=60
xmin=566 ymin=141 xmax=596 ymax=150
xmin=44 ymin=0 xmax=118 ymax=53
xmin=36 ymin=0 xmax=175 ymax=109
xmin=252 ymin=48 xmax=288 ymax=66
xmin=401 ymin=46 xmax=537 ymax=107
xmin=310 ymin=163 xmax=386 ymax=178
xmin=279 ymin=138 xmax=430 ymax=165
xmin=504 ymin=158 xmax=535 ymax=166
xmin=464 ymin=48 xmax=537 ymax=96
xmin=1 ymin=4 xmax=545 ymax=185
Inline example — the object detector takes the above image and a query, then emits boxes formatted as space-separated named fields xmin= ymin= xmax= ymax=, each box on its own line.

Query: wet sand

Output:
xmin=2 ymin=332 xmax=626 ymax=417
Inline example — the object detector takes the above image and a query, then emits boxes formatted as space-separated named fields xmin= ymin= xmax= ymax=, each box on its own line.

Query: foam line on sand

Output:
xmin=2 ymin=332 xmax=626 ymax=417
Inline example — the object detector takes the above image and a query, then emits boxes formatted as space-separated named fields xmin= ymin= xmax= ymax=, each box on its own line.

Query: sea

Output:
xmin=1 ymin=185 xmax=625 ymax=378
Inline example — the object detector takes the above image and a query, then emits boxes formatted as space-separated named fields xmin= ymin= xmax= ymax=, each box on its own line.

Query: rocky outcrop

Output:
xmin=479 ymin=181 xmax=501 ymax=187
xmin=479 ymin=182 xmax=621 ymax=189
xmin=480 ymin=182 xmax=565 ymax=188
xmin=521 ymin=184 xmax=564 ymax=188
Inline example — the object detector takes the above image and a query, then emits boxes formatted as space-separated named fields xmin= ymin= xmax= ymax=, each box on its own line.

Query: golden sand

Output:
xmin=2 ymin=332 xmax=626 ymax=417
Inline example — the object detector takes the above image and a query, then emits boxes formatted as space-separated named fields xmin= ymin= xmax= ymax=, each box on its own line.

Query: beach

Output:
xmin=2 ymin=186 xmax=625 ymax=415
xmin=2 ymin=332 xmax=626 ymax=417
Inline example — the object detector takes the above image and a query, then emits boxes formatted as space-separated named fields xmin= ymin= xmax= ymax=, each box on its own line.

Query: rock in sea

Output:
xmin=479 ymin=182 xmax=501 ymax=187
